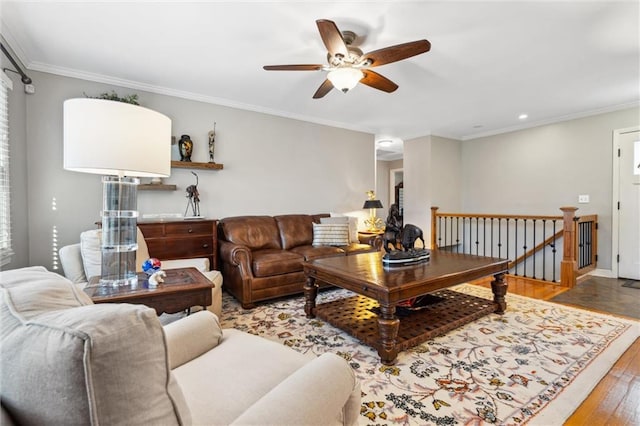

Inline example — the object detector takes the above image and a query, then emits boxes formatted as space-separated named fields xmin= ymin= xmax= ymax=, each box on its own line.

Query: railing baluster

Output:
xmin=542 ymin=219 xmax=547 ymax=281
xmin=552 ymin=219 xmax=557 ymax=282
xmin=498 ymin=218 xmax=502 ymax=258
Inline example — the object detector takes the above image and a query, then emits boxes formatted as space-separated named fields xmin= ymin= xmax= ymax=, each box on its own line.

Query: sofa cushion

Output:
xmin=0 ymin=267 xmax=191 ymax=426
xmin=312 ymin=223 xmax=350 ymax=247
xmin=252 ymin=249 xmax=304 ymax=277
xmin=274 ymin=214 xmax=315 ymax=250
xmin=172 ymin=328 xmax=314 ymax=425
xmin=220 ymin=216 xmax=282 ymax=250
xmin=290 ymin=245 xmax=345 ymax=261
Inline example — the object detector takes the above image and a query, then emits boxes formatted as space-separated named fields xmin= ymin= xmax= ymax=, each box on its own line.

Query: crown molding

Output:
xmin=460 ymin=101 xmax=640 ymax=141
xmin=27 ymin=60 xmax=375 ymax=136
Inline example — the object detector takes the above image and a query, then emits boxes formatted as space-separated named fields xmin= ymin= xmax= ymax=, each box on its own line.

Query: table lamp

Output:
xmin=363 ymin=190 xmax=384 ymax=232
xmin=63 ymin=98 xmax=171 ymax=287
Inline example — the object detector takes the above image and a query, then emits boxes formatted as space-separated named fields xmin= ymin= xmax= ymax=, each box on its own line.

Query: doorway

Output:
xmin=612 ymin=126 xmax=640 ymax=280
xmin=389 ymin=168 xmax=404 ymax=219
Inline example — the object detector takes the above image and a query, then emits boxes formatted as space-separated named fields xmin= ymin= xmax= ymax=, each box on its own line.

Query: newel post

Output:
xmin=560 ymin=206 xmax=578 ymax=288
xmin=430 ymin=207 xmax=439 ymax=250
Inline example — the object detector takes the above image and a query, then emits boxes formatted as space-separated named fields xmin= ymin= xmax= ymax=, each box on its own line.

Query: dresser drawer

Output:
xmin=138 ymin=223 xmax=165 ymax=238
xmin=165 ymin=222 xmax=213 ymax=236
xmin=146 ymin=236 xmax=213 ymax=259
xmin=138 ymin=219 xmax=218 ymax=270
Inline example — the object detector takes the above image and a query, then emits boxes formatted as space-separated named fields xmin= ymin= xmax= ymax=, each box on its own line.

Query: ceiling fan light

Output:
xmin=327 ymin=68 xmax=364 ymax=93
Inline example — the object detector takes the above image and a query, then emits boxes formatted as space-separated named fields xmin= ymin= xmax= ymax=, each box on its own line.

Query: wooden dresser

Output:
xmin=137 ymin=219 xmax=218 ymax=270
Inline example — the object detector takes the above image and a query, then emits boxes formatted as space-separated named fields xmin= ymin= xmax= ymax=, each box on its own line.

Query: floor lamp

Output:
xmin=63 ymin=98 xmax=171 ymax=287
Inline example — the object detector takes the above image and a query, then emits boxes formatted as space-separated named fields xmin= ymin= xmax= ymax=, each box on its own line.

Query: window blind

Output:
xmin=0 ymin=71 xmax=13 ymax=265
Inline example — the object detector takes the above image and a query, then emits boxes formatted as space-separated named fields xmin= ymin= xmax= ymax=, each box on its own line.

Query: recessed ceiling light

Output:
xmin=518 ymin=114 xmax=528 ymax=120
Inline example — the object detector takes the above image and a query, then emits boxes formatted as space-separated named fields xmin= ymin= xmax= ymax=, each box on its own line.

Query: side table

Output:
xmin=84 ymin=267 xmax=214 ymax=315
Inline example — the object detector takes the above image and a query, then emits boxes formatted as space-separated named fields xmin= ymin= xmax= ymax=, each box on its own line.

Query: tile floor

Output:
xmin=550 ymin=276 xmax=640 ymax=319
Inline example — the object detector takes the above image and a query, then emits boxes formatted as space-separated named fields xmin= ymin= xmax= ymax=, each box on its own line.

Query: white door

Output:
xmin=617 ymin=128 xmax=640 ymax=280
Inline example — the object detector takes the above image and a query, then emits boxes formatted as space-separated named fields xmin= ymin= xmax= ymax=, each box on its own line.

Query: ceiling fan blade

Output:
xmin=313 ymin=79 xmax=334 ymax=99
xmin=316 ymin=19 xmax=349 ymax=58
xmin=360 ymin=70 xmax=398 ymax=93
xmin=361 ymin=40 xmax=431 ymax=67
xmin=263 ymin=64 xmax=324 ymax=71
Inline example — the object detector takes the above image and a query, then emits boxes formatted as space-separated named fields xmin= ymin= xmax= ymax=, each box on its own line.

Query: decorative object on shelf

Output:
xmin=363 ymin=190 xmax=384 ymax=232
xmin=184 ymin=171 xmax=201 ymax=217
xmin=178 ymin=134 xmax=193 ymax=162
xmin=383 ymin=203 xmax=403 ymax=253
xmin=83 ymin=90 xmax=139 ymax=105
xmin=148 ymin=270 xmax=166 ymax=288
xmin=63 ymin=98 xmax=171 ymax=288
xmin=142 ymin=258 xmax=162 ymax=275
xmin=208 ymin=122 xmax=216 ymax=163
xmin=382 ymin=223 xmax=429 ymax=267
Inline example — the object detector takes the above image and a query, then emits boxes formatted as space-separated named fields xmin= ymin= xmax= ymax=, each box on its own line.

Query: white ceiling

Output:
xmin=2 ymin=1 xmax=639 ymax=161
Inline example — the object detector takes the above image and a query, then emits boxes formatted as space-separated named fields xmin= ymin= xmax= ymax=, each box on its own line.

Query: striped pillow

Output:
xmin=312 ymin=223 xmax=350 ymax=247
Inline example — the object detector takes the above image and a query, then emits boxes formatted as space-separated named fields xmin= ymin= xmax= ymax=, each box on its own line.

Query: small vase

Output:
xmin=178 ymin=134 xmax=193 ymax=162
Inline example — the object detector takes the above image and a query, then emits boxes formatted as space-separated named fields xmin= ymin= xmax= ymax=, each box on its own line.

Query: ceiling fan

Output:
xmin=263 ymin=19 xmax=431 ymax=99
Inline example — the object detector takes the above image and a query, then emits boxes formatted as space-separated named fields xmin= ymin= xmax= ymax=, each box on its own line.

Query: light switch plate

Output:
xmin=578 ymin=194 xmax=590 ymax=203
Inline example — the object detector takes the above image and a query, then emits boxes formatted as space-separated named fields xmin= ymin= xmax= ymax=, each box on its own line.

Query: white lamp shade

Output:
xmin=327 ymin=68 xmax=364 ymax=92
xmin=63 ymin=98 xmax=172 ymax=177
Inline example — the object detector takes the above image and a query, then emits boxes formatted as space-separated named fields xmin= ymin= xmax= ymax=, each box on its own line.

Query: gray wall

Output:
xmin=460 ymin=107 xmax=640 ymax=270
xmin=2 ymin=36 xmax=29 ymax=270
xmin=23 ymin=71 xmax=375 ymax=270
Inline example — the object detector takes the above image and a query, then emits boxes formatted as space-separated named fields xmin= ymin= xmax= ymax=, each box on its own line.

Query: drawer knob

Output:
xmin=202 ymin=244 xmax=209 ymax=248
xmin=188 ymin=228 xmax=193 ymax=233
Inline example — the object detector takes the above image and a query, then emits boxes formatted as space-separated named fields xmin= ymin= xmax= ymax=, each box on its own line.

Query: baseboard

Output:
xmin=588 ymin=268 xmax=616 ymax=278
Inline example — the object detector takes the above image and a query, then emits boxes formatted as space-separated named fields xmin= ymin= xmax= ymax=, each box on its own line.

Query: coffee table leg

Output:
xmin=491 ymin=272 xmax=508 ymax=314
xmin=377 ymin=304 xmax=400 ymax=365
xmin=304 ymin=275 xmax=318 ymax=318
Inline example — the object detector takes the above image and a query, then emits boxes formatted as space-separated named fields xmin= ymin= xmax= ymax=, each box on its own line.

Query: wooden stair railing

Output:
xmin=430 ymin=207 xmax=597 ymax=288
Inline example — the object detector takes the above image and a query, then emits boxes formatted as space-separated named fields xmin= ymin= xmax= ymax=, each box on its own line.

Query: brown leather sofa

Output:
xmin=218 ymin=214 xmax=382 ymax=308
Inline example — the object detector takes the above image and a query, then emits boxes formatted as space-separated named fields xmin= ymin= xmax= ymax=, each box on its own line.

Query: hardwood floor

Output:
xmin=472 ymin=276 xmax=640 ymax=426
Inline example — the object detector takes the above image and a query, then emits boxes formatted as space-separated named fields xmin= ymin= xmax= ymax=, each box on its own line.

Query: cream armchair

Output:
xmin=0 ymin=267 xmax=361 ymax=426
xmin=59 ymin=227 xmax=223 ymax=316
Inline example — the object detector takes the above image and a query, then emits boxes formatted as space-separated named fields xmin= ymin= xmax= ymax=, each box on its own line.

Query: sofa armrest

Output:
xmin=219 ymin=241 xmax=253 ymax=275
xmin=163 ymin=311 xmax=223 ymax=370
xmin=161 ymin=258 xmax=210 ymax=273
xmin=230 ymin=353 xmax=361 ymax=426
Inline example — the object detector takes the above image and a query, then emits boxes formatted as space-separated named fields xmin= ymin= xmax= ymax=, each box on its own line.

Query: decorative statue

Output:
xmin=184 ymin=172 xmax=201 ymax=217
xmin=383 ymin=204 xmax=403 ymax=253
xmin=208 ymin=122 xmax=216 ymax=163
xmin=178 ymin=134 xmax=193 ymax=162
xmin=381 ymin=223 xmax=429 ymax=267
xmin=400 ymin=224 xmax=425 ymax=251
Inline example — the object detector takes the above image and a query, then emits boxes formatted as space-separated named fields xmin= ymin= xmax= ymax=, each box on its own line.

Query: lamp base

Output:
xmin=100 ymin=176 xmax=139 ymax=287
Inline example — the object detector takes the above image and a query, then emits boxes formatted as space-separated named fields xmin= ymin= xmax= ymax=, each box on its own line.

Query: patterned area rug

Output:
xmin=219 ymin=285 xmax=640 ymax=425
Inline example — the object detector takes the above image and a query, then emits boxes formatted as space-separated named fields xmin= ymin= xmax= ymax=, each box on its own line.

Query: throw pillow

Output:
xmin=312 ymin=223 xmax=350 ymax=247
xmin=80 ymin=227 xmax=152 ymax=280
xmin=323 ymin=215 xmax=359 ymax=243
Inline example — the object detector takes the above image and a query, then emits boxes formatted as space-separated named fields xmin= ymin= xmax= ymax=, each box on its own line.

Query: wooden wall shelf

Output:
xmin=171 ymin=161 xmax=224 ymax=170
xmin=139 ymin=184 xmax=177 ymax=191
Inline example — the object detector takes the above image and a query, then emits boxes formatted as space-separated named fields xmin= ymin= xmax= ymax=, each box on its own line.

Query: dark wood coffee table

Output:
xmin=85 ymin=267 xmax=213 ymax=315
xmin=303 ymin=251 xmax=509 ymax=364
